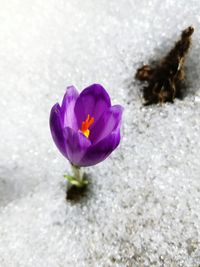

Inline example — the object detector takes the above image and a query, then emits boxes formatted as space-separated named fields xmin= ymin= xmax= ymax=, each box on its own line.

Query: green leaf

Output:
xmin=64 ymin=175 xmax=88 ymax=188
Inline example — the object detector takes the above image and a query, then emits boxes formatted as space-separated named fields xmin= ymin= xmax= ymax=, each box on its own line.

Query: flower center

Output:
xmin=80 ymin=114 xmax=94 ymax=138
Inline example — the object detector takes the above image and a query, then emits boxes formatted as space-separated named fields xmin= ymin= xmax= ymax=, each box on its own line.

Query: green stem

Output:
xmin=71 ymin=165 xmax=83 ymax=182
xmin=64 ymin=164 xmax=88 ymax=188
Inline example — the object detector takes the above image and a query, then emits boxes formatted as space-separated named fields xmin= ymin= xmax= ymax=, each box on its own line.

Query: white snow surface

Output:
xmin=0 ymin=0 xmax=200 ymax=266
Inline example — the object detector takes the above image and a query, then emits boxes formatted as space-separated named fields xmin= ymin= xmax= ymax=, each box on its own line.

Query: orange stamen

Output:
xmin=80 ymin=114 xmax=94 ymax=138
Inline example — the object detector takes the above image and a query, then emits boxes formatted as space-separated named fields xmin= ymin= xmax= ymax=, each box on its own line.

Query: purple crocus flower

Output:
xmin=50 ymin=84 xmax=123 ymax=168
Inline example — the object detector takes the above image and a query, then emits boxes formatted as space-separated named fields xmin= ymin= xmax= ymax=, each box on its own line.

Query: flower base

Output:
xmin=64 ymin=164 xmax=88 ymax=188
xmin=64 ymin=175 xmax=88 ymax=188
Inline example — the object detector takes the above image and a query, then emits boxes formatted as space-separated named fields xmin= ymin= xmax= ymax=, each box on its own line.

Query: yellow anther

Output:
xmin=80 ymin=114 xmax=94 ymax=138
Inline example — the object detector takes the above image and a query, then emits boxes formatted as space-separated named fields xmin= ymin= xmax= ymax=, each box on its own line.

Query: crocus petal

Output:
xmin=89 ymin=105 xmax=123 ymax=144
xmin=79 ymin=127 xmax=121 ymax=167
xmin=63 ymin=127 xmax=91 ymax=166
xmin=50 ymin=84 xmax=123 ymax=167
xmin=60 ymin=86 xmax=79 ymax=130
xmin=74 ymin=84 xmax=111 ymax=129
xmin=50 ymin=104 xmax=68 ymax=158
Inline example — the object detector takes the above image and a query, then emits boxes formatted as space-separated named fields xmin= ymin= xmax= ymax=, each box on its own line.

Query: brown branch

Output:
xmin=135 ymin=26 xmax=194 ymax=105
